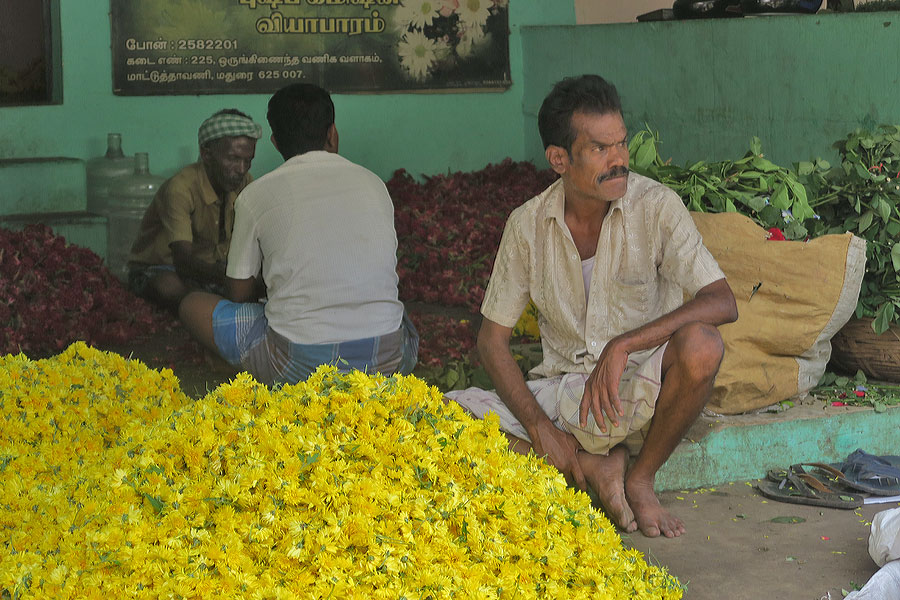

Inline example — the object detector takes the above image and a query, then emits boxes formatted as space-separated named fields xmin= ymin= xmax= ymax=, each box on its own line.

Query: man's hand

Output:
xmin=580 ymin=338 xmax=628 ymax=432
xmin=171 ymin=241 xmax=226 ymax=286
xmin=577 ymin=279 xmax=738 ymax=432
xmin=530 ymin=420 xmax=588 ymax=491
xmin=477 ymin=317 xmax=587 ymax=491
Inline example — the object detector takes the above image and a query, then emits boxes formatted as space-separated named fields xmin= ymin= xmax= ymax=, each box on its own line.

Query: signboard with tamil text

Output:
xmin=110 ymin=0 xmax=510 ymax=95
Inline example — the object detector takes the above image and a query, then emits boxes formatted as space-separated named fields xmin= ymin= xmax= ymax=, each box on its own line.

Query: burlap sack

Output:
xmin=692 ymin=212 xmax=866 ymax=414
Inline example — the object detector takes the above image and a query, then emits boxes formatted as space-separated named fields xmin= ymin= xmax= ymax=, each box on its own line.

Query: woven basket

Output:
xmin=829 ymin=317 xmax=900 ymax=382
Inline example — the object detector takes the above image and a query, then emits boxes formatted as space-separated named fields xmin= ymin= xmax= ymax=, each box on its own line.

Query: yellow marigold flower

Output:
xmin=0 ymin=346 xmax=681 ymax=599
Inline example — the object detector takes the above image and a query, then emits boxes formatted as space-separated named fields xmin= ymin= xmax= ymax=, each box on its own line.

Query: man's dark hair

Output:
xmin=537 ymin=75 xmax=622 ymax=152
xmin=267 ymin=83 xmax=335 ymax=160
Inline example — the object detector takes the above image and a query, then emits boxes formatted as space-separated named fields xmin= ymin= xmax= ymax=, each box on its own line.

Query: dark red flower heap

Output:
xmin=0 ymin=224 xmax=174 ymax=357
xmin=407 ymin=310 xmax=478 ymax=368
xmin=389 ymin=158 xmax=557 ymax=313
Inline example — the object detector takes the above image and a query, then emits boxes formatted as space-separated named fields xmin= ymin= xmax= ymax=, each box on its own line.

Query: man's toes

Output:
xmin=658 ymin=517 xmax=685 ymax=538
xmin=639 ymin=522 xmax=661 ymax=538
xmin=598 ymin=493 xmax=635 ymax=531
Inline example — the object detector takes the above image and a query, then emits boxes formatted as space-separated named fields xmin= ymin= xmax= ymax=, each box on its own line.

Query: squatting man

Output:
xmin=128 ymin=109 xmax=261 ymax=310
xmin=447 ymin=75 xmax=738 ymax=538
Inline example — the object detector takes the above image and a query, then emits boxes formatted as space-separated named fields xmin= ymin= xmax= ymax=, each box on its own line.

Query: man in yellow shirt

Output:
xmin=128 ymin=109 xmax=262 ymax=310
xmin=447 ymin=75 xmax=738 ymax=538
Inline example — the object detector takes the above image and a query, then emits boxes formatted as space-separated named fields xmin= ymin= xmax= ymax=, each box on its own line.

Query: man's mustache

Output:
xmin=597 ymin=166 xmax=629 ymax=183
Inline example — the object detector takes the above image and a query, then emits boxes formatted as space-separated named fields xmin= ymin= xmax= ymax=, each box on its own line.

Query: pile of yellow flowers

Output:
xmin=1 ymin=343 xmax=682 ymax=599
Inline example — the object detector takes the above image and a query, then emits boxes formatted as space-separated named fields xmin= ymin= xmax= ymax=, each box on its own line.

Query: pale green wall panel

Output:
xmin=522 ymin=14 xmax=900 ymax=169
xmin=0 ymin=0 xmax=575 ymax=196
xmin=0 ymin=158 xmax=85 ymax=215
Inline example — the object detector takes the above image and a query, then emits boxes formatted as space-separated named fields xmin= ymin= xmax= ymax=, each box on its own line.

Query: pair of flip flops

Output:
xmin=756 ymin=463 xmax=865 ymax=509
xmin=757 ymin=451 xmax=900 ymax=508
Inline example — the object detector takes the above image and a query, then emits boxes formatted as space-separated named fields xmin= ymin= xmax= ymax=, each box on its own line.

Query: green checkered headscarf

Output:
xmin=198 ymin=111 xmax=263 ymax=147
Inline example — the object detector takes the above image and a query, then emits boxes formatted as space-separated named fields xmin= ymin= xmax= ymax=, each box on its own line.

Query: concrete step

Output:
xmin=0 ymin=157 xmax=86 ymax=215
xmin=657 ymin=399 xmax=900 ymax=491
xmin=0 ymin=211 xmax=107 ymax=261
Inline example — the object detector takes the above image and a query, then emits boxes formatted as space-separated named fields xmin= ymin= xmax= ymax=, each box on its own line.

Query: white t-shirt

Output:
xmin=227 ymin=151 xmax=404 ymax=345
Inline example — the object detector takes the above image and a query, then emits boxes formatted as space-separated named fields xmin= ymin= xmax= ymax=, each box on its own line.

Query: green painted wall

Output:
xmin=522 ymin=13 xmax=900 ymax=169
xmin=0 ymin=0 xmax=574 ymax=198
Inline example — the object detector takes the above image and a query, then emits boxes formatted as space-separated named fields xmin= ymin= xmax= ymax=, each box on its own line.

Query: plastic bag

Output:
xmin=870 ymin=507 xmax=900 ymax=567
xmin=844 ymin=561 xmax=900 ymax=600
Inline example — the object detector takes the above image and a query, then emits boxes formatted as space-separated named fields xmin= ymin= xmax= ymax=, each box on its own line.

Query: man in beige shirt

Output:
xmin=128 ymin=109 xmax=262 ymax=310
xmin=447 ymin=75 xmax=738 ymax=538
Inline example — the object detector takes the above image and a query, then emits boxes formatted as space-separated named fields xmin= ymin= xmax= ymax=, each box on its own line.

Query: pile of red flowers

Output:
xmin=407 ymin=309 xmax=478 ymax=367
xmin=0 ymin=224 xmax=173 ymax=357
xmin=389 ymin=158 xmax=557 ymax=313
xmin=4 ymin=158 xmax=553 ymax=373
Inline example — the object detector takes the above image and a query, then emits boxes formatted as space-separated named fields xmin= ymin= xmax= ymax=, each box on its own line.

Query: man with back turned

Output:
xmin=179 ymin=83 xmax=417 ymax=386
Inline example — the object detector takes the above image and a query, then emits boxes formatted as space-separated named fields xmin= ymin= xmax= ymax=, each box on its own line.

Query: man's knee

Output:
xmin=148 ymin=271 xmax=189 ymax=306
xmin=178 ymin=291 xmax=226 ymax=356
xmin=178 ymin=291 xmax=212 ymax=323
xmin=669 ymin=321 xmax=724 ymax=382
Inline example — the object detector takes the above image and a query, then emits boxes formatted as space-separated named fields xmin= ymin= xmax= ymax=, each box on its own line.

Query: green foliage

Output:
xmin=415 ymin=360 xmax=493 ymax=393
xmin=630 ymin=125 xmax=900 ymax=334
xmin=814 ymin=369 xmax=900 ymax=411
xmin=628 ymin=128 xmax=815 ymax=240
xmin=414 ymin=343 xmax=543 ymax=393
xmin=802 ymin=126 xmax=900 ymax=332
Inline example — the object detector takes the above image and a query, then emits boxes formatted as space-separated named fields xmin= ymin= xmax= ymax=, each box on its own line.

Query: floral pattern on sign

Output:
xmin=394 ymin=0 xmax=507 ymax=81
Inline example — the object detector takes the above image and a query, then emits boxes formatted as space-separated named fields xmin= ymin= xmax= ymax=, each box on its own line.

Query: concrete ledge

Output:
xmin=0 ymin=211 xmax=108 ymax=261
xmin=656 ymin=401 xmax=900 ymax=490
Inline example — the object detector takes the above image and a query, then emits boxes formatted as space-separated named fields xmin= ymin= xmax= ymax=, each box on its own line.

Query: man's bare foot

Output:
xmin=578 ymin=446 xmax=637 ymax=532
xmin=624 ymin=476 xmax=685 ymax=538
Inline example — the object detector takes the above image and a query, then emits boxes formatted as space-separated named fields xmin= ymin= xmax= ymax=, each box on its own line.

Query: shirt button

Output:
xmin=591 ymin=341 xmax=597 ymax=347
xmin=571 ymin=254 xmax=577 ymax=260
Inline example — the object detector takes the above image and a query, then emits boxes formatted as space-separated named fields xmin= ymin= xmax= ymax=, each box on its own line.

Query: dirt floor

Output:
xmin=100 ymin=327 xmax=895 ymax=600
xmin=626 ymin=483 xmax=893 ymax=600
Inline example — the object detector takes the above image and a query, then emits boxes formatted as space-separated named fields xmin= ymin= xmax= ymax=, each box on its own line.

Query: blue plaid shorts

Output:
xmin=212 ymin=300 xmax=419 ymax=387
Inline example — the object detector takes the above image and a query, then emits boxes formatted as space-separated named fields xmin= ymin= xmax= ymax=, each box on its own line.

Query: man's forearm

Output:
xmin=612 ymin=278 xmax=738 ymax=356
xmin=226 ymin=276 xmax=259 ymax=303
xmin=477 ymin=328 xmax=553 ymax=436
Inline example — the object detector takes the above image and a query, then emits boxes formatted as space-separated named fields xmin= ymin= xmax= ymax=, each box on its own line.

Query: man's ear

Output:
xmin=270 ymin=133 xmax=279 ymax=153
xmin=325 ymin=123 xmax=339 ymax=153
xmin=199 ymin=144 xmax=220 ymax=175
xmin=545 ymin=145 xmax=569 ymax=175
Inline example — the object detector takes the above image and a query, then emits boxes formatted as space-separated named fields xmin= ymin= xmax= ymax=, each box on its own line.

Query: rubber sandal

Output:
xmin=757 ymin=464 xmax=864 ymax=509
xmin=767 ymin=462 xmax=860 ymax=494
xmin=830 ymin=449 xmax=900 ymax=496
